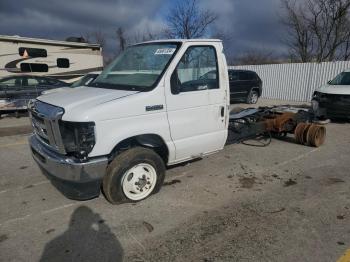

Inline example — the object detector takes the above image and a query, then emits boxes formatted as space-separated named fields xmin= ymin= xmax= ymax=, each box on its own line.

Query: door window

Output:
xmin=0 ymin=77 xmax=19 ymax=87
xmin=25 ymin=77 xmax=39 ymax=87
xmin=36 ymin=77 xmax=53 ymax=85
xmin=171 ymin=46 xmax=218 ymax=94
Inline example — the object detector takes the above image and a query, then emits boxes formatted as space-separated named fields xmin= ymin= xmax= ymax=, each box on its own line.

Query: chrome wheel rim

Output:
xmin=121 ymin=163 xmax=157 ymax=201
xmin=250 ymin=92 xmax=258 ymax=104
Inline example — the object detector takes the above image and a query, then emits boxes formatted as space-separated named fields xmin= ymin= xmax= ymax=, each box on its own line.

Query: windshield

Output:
xmin=91 ymin=43 xmax=180 ymax=91
xmin=329 ymin=72 xmax=350 ymax=85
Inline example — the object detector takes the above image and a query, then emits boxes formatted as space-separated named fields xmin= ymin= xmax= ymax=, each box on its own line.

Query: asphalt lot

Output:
xmin=0 ymin=99 xmax=350 ymax=262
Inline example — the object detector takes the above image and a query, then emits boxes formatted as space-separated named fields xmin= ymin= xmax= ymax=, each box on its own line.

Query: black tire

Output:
xmin=102 ymin=146 xmax=165 ymax=204
xmin=246 ymin=89 xmax=259 ymax=104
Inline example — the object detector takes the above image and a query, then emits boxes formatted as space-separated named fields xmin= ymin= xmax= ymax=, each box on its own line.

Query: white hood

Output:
xmin=37 ymin=86 xmax=139 ymax=121
xmin=315 ymin=84 xmax=350 ymax=95
xmin=38 ymin=86 xmax=138 ymax=109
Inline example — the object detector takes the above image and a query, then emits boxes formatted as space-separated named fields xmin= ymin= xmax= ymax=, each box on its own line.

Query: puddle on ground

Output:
xmin=142 ymin=221 xmax=154 ymax=233
xmin=327 ymin=178 xmax=345 ymax=185
xmin=46 ymin=229 xmax=55 ymax=234
xmin=0 ymin=234 xmax=8 ymax=243
xmin=163 ymin=179 xmax=181 ymax=186
xmin=284 ymin=179 xmax=297 ymax=187
xmin=267 ymin=207 xmax=286 ymax=214
xmin=239 ymin=177 xmax=256 ymax=189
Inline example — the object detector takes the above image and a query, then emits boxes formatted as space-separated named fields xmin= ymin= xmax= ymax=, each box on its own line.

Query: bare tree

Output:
xmin=211 ymin=29 xmax=233 ymax=60
xmin=281 ymin=0 xmax=350 ymax=62
xmin=116 ymin=27 xmax=126 ymax=53
xmin=114 ymin=26 xmax=161 ymax=55
xmin=84 ymin=30 xmax=106 ymax=48
xmin=165 ymin=0 xmax=217 ymax=39
xmin=340 ymin=27 xmax=350 ymax=59
xmin=131 ymin=27 xmax=161 ymax=43
xmin=281 ymin=0 xmax=314 ymax=62
xmin=307 ymin=0 xmax=350 ymax=61
xmin=84 ymin=30 xmax=108 ymax=65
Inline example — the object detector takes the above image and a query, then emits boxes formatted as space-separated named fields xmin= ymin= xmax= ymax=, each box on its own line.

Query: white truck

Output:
xmin=312 ymin=69 xmax=350 ymax=120
xmin=28 ymin=39 xmax=230 ymax=204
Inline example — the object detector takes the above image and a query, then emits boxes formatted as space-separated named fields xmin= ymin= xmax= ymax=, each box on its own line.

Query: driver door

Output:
xmin=165 ymin=45 xmax=226 ymax=162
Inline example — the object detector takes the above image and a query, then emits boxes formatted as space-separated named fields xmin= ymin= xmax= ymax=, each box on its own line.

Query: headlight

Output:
xmin=312 ymin=91 xmax=326 ymax=101
xmin=312 ymin=91 xmax=320 ymax=100
xmin=311 ymin=99 xmax=319 ymax=112
xmin=59 ymin=121 xmax=95 ymax=159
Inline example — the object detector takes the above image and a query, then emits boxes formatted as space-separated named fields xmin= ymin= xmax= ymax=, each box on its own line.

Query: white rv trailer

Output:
xmin=0 ymin=35 xmax=103 ymax=82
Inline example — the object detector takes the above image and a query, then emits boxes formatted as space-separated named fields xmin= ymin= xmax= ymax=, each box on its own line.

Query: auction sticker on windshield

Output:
xmin=155 ymin=48 xmax=176 ymax=55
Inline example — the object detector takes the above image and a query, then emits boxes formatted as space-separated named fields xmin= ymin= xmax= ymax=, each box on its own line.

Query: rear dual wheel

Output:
xmin=103 ymin=147 xmax=165 ymax=204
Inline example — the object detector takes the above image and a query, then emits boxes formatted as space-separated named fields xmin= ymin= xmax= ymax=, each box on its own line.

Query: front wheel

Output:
xmin=246 ymin=90 xmax=259 ymax=104
xmin=103 ymin=147 xmax=165 ymax=204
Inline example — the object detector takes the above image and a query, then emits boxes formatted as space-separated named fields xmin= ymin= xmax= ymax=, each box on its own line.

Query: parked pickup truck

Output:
xmin=312 ymin=69 xmax=350 ymax=119
xmin=28 ymin=39 xmax=230 ymax=204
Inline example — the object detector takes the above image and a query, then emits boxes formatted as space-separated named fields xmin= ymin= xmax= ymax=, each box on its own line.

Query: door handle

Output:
xmin=220 ymin=106 xmax=225 ymax=117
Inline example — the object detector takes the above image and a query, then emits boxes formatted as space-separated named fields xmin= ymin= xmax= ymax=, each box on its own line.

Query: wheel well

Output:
xmin=109 ymin=134 xmax=169 ymax=164
xmin=251 ymin=87 xmax=261 ymax=96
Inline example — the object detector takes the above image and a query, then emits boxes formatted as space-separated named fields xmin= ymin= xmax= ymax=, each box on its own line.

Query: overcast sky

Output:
xmin=0 ymin=0 xmax=287 ymax=58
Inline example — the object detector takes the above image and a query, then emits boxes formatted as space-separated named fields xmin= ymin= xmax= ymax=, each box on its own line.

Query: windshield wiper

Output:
xmin=89 ymin=82 xmax=147 ymax=92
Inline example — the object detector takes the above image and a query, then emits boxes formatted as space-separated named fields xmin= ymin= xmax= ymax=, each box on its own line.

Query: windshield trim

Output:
xmin=90 ymin=42 xmax=182 ymax=92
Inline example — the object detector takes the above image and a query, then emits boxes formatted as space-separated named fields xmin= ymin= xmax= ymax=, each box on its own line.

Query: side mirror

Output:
xmin=170 ymin=70 xmax=181 ymax=95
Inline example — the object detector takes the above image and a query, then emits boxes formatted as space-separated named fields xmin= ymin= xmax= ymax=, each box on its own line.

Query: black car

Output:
xmin=229 ymin=69 xmax=262 ymax=104
xmin=0 ymin=75 xmax=67 ymax=113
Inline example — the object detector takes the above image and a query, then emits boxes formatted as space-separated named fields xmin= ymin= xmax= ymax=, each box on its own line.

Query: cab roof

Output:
xmin=136 ymin=39 xmax=222 ymax=45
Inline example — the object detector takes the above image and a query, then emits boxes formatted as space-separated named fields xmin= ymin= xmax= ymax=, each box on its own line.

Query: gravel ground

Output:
xmin=0 ymin=99 xmax=349 ymax=262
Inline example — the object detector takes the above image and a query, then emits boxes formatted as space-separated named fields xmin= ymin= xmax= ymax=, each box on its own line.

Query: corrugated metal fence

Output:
xmin=229 ymin=61 xmax=350 ymax=102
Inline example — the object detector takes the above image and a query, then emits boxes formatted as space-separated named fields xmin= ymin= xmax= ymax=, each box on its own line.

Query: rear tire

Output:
xmin=103 ymin=147 xmax=165 ymax=204
xmin=246 ymin=90 xmax=259 ymax=104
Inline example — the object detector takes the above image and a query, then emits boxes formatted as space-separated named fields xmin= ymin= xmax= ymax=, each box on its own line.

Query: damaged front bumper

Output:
xmin=312 ymin=92 xmax=350 ymax=119
xmin=29 ymin=135 xmax=108 ymax=200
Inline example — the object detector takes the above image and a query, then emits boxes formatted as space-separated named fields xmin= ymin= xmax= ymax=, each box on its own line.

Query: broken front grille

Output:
xmin=28 ymin=100 xmax=66 ymax=154
xmin=319 ymin=93 xmax=350 ymax=118
xmin=31 ymin=112 xmax=50 ymax=144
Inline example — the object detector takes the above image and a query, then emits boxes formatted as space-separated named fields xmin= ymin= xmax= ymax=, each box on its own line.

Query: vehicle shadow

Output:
xmin=328 ymin=118 xmax=350 ymax=124
xmin=39 ymin=206 xmax=124 ymax=262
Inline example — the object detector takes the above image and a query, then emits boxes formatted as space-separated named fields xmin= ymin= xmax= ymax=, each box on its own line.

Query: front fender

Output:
xmin=89 ymin=112 xmax=175 ymax=162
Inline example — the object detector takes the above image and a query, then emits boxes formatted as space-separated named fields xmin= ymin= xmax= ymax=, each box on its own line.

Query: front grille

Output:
xmin=28 ymin=100 xmax=65 ymax=153
xmin=31 ymin=113 xmax=50 ymax=144
xmin=319 ymin=94 xmax=350 ymax=118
